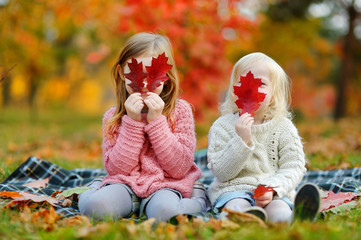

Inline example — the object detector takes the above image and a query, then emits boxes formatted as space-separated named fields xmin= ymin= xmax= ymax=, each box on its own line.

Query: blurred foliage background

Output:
xmin=1 ymin=0 xmax=361 ymax=156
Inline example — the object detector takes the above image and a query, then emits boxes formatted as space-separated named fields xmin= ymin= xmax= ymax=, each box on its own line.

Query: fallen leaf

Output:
xmin=139 ymin=218 xmax=157 ymax=234
xmin=0 ymin=190 xmax=23 ymax=198
xmin=30 ymin=207 xmax=60 ymax=231
xmin=220 ymin=219 xmax=241 ymax=230
xmin=223 ymin=208 xmax=267 ymax=228
xmin=58 ymin=215 xmax=91 ymax=228
xmin=324 ymin=201 xmax=358 ymax=214
xmin=320 ymin=191 xmax=361 ymax=212
xmin=56 ymin=187 xmax=92 ymax=198
xmin=61 ymin=198 xmax=73 ymax=207
xmin=233 ymin=71 xmax=266 ymax=115
xmin=11 ymin=192 xmax=59 ymax=207
xmin=22 ymin=178 xmax=49 ymax=188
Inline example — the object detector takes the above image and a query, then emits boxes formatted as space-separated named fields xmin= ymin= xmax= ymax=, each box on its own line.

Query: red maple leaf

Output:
xmin=252 ymin=185 xmax=276 ymax=198
xmin=320 ymin=191 xmax=361 ymax=212
xmin=124 ymin=58 xmax=148 ymax=93
xmin=233 ymin=71 xmax=266 ymax=115
xmin=145 ymin=53 xmax=172 ymax=92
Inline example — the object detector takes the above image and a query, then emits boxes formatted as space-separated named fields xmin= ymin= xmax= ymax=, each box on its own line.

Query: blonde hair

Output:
xmin=220 ymin=52 xmax=292 ymax=120
xmin=105 ymin=32 xmax=179 ymax=139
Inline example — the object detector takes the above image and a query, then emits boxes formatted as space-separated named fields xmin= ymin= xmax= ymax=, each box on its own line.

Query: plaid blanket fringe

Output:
xmin=1 ymin=149 xmax=361 ymax=218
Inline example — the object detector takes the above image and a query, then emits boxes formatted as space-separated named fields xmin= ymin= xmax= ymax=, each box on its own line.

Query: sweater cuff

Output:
xmin=122 ymin=115 xmax=146 ymax=134
xmin=144 ymin=115 xmax=168 ymax=135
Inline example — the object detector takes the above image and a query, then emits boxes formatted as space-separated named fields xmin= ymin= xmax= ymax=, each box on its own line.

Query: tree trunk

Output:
xmin=334 ymin=4 xmax=357 ymax=120
xmin=1 ymin=77 xmax=11 ymax=106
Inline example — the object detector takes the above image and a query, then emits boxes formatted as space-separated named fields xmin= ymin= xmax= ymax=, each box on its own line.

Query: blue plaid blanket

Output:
xmin=1 ymin=149 xmax=361 ymax=217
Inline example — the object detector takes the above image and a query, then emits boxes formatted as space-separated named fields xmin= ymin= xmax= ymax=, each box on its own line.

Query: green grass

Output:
xmin=1 ymin=107 xmax=361 ymax=239
xmin=0 ymin=107 xmax=104 ymax=171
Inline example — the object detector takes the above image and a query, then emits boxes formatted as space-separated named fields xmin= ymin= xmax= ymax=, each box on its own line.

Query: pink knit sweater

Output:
xmin=101 ymin=99 xmax=201 ymax=198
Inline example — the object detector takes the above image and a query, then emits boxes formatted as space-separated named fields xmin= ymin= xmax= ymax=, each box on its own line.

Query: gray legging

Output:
xmin=78 ymin=181 xmax=208 ymax=222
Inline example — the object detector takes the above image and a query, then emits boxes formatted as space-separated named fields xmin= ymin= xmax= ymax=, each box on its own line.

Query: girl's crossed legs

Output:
xmin=78 ymin=182 xmax=204 ymax=222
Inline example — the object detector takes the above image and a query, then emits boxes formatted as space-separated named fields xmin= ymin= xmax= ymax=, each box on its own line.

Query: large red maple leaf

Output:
xmin=145 ymin=52 xmax=172 ymax=92
xmin=252 ymin=185 xmax=276 ymax=198
xmin=233 ymin=71 xmax=266 ymax=115
xmin=124 ymin=58 xmax=148 ymax=93
xmin=320 ymin=191 xmax=361 ymax=212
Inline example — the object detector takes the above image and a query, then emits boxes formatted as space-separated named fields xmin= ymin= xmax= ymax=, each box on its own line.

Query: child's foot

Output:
xmin=293 ymin=183 xmax=321 ymax=222
xmin=244 ymin=206 xmax=268 ymax=222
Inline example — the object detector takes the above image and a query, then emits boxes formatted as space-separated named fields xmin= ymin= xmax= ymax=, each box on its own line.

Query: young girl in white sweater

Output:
xmin=207 ymin=52 xmax=320 ymax=223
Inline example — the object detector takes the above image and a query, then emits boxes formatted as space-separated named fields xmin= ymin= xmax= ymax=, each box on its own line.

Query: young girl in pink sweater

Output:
xmin=78 ymin=33 xmax=207 ymax=221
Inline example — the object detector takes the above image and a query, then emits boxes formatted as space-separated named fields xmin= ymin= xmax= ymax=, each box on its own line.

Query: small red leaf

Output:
xmin=252 ymin=185 xmax=275 ymax=198
xmin=145 ymin=53 xmax=172 ymax=92
xmin=124 ymin=58 xmax=148 ymax=93
xmin=233 ymin=71 xmax=266 ymax=115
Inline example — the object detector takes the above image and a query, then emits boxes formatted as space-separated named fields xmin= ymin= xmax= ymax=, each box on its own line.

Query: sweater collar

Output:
xmin=232 ymin=112 xmax=280 ymax=134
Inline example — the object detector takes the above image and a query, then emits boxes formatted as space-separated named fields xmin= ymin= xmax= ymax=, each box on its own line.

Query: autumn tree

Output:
xmin=115 ymin=0 xmax=257 ymax=120
xmin=264 ymin=0 xmax=361 ymax=119
xmin=0 ymin=0 xmax=118 ymax=109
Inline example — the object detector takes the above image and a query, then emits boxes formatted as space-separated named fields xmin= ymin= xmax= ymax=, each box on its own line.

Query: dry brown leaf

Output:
xmin=61 ymin=198 xmax=73 ymax=207
xmin=223 ymin=208 xmax=268 ymax=228
xmin=58 ymin=215 xmax=91 ymax=228
xmin=208 ymin=217 xmax=222 ymax=230
xmin=30 ymin=207 xmax=61 ymax=231
xmin=139 ymin=218 xmax=157 ymax=233
xmin=220 ymin=219 xmax=240 ymax=230
xmin=22 ymin=178 xmax=49 ymax=188
xmin=12 ymin=192 xmax=59 ymax=206
xmin=126 ymin=220 xmax=138 ymax=235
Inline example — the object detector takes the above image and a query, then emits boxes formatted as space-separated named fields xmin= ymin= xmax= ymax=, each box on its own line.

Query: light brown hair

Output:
xmin=105 ymin=33 xmax=179 ymax=139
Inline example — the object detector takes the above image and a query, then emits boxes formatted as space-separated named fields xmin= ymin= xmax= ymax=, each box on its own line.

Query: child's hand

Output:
xmin=144 ymin=92 xmax=165 ymax=123
xmin=254 ymin=190 xmax=273 ymax=208
xmin=125 ymin=93 xmax=144 ymax=122
xmin=235 ymin=113 xmax=254 ymax=146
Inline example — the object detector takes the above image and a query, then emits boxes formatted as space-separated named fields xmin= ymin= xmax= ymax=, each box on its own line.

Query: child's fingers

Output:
xmin=133 ymin=100 xmax=144 ymax=112
xmin=126 ymin=93 xmax=143 ymax=105
xmin=145 ymin=94 xmax=164 ymax=109
xmin=144 ymin=98 xmax=156 ymax=109
xmin=239 ymin=116 xmax=253 ymax=127
xmin=239 ymin=113 xmax=254 ymax=124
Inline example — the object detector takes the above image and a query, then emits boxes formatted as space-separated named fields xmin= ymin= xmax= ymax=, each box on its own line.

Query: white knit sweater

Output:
xmin=207 ymin=113 xmax=306 ymax=204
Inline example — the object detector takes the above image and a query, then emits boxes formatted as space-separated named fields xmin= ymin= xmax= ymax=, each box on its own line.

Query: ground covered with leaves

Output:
xmin=1 ymin=108 xmax=361 ymax=239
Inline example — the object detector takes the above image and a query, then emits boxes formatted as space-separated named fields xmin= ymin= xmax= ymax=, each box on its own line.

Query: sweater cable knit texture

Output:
xmin=207 ymin=113 xmax=306 ymax=204
xmin=101 ymin=99 xmax=201 ymax=198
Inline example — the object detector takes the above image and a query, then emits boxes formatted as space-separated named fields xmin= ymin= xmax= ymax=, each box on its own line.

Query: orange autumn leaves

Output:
xmin=0 ymin=178 xmax=56 ymax=209
xmin=0 ymin=178 xmax=89 ymax=210
xmin=0 ymin=191 xmax=23 ymax=198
